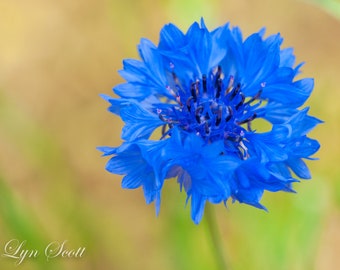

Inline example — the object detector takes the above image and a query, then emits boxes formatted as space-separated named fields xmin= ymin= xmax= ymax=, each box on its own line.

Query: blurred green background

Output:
xmin=0 ymin=0 xmax=338 ymax=269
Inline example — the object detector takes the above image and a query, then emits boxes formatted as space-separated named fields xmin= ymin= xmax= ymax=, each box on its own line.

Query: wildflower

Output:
xmin=98 ymin=19 xmax=321 ymax=224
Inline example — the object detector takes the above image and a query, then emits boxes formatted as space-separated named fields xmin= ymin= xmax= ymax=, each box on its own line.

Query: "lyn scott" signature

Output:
xmin=2 ymin=239 xmax=85 ymax=265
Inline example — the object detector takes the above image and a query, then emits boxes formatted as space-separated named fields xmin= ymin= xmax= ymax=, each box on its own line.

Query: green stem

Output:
xmin=205 ymin=203 xmax=230 ymax=270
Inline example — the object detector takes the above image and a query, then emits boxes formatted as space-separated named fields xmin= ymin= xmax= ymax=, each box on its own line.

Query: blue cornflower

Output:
xmin=98 ymin=19 xmax=321 ymax=224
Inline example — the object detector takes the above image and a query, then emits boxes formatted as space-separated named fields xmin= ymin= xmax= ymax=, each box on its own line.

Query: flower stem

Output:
xmin=205 ymin=203 xmax=230 ymax=270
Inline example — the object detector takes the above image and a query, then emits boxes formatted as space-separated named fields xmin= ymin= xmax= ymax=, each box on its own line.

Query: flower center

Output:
xmin=157 ymin=65 xmax=263 ymax=159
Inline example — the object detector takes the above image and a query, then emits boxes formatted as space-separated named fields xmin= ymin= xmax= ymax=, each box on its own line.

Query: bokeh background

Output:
xmin=0 ymin=0 xmax=339 ymax=269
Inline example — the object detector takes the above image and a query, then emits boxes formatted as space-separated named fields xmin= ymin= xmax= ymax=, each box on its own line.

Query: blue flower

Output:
xmin=98 ymin=19 xmax=321 ymax=224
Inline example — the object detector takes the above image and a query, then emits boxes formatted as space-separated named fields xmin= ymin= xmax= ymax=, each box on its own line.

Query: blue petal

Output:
xmin=114 ymin=83 xmax=152 ymax=99
xmin=246 ymin=130 xmax=289 ymax=162
xmin=266 ymin=67 xmax=295 ymax=84
xmin=267 ymin=162 xmax=294 ymax=181
xmin=228 ymin=26 xmax=244 ymax=65
xmin=158 ymin=23 xmax=186 ymax=50
xmin=256 ymin=102 xmax=298 ymax=124
xmin=121 ymin=167 xmax=149 ymax=189
xmin=102 ymin=96 xmax=161 ymax=119
xmin=105 ymin=145 xmax=140 ymax=174
xmin=118 ymin=59 xmax=149 ymax=84
xmin=293 ymin=78 xmax=314 ymax=104
xmin=185 ymin=22 xmax=212 ymax=75
xmin=117 ymin=55 xmax=167 ymax=99
xmin=280 ymin=47 xmax=296 ymax=67
xmin=190 ymin=192 xmax=206 ymax=224
xmin=245 ymin=34 xmax=280 ymax=75
xmin=138 ymin=38 xmax=167 ymax=85
xmin=96 ymin=146 xmax=117 ymax=156
xmin=120 ymin=103 xmax=163 ymax=140
xmin=240 ymin=161 xmax=293 ymax=192
xmin=232 ymin=187 xmax=267 ymax=211
xmin=285 ymin=107 xmax=323 ymax=138
xmin=200 ymin=17 xmax=207 ymax=29
xmin=261 ymin=78 xmax=313 ymax=107
xmin=243 ymin=33 xmax=266 ymax=78
xmin=209 ymin=23 xmax=230 ymax=69
xmin=257 ymin=27 xmax=266 ymax=38
xmin=137 ymin=139 xmax=172 ymax=187
xmin=286 ymin=158 xmax=311 ymax=179
xmin=167 ymin=166 xmax=191 ymax=192
xmin=100 ymin=94 xmax=123 ymax=115
xmin=104 ymin=140 xmax=171 ymax=215
xmin=288 ymin=136 xmax=320 ymax=158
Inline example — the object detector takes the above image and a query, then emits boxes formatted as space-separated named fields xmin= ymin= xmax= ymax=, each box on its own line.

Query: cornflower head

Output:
xmin=98 ymin=19 xmax=321 ymax=224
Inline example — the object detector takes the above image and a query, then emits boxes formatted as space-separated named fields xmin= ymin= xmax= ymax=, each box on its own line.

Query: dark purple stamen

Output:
xmin=190 ymin=82 xmax=197 ymax=102
xmin=229 ymin=83 xmax=241 ymax=100
xmin=235 ymin=93 xmax=245 ymax=110
xmin=237 ymin=113 xmax=257 ymax=125
xmin=225 ymin=106 xmax=233 ymax=122
xmin=186 ymin=96 xmax=193 ymax=111
xmin=195 ymin=106 xmax=203 ymax=123
xmin=215 ymin=106 xmax=222 ymax=126
xmin=244 ymin=89 xmax=262 ymax=106
xmin=158 ymin=65 xmax=262 ymax=159
xmin=202 ymin=75 xmax=207 ymax=93
xmin=216 ymin=78 xmax=222 ymax=98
